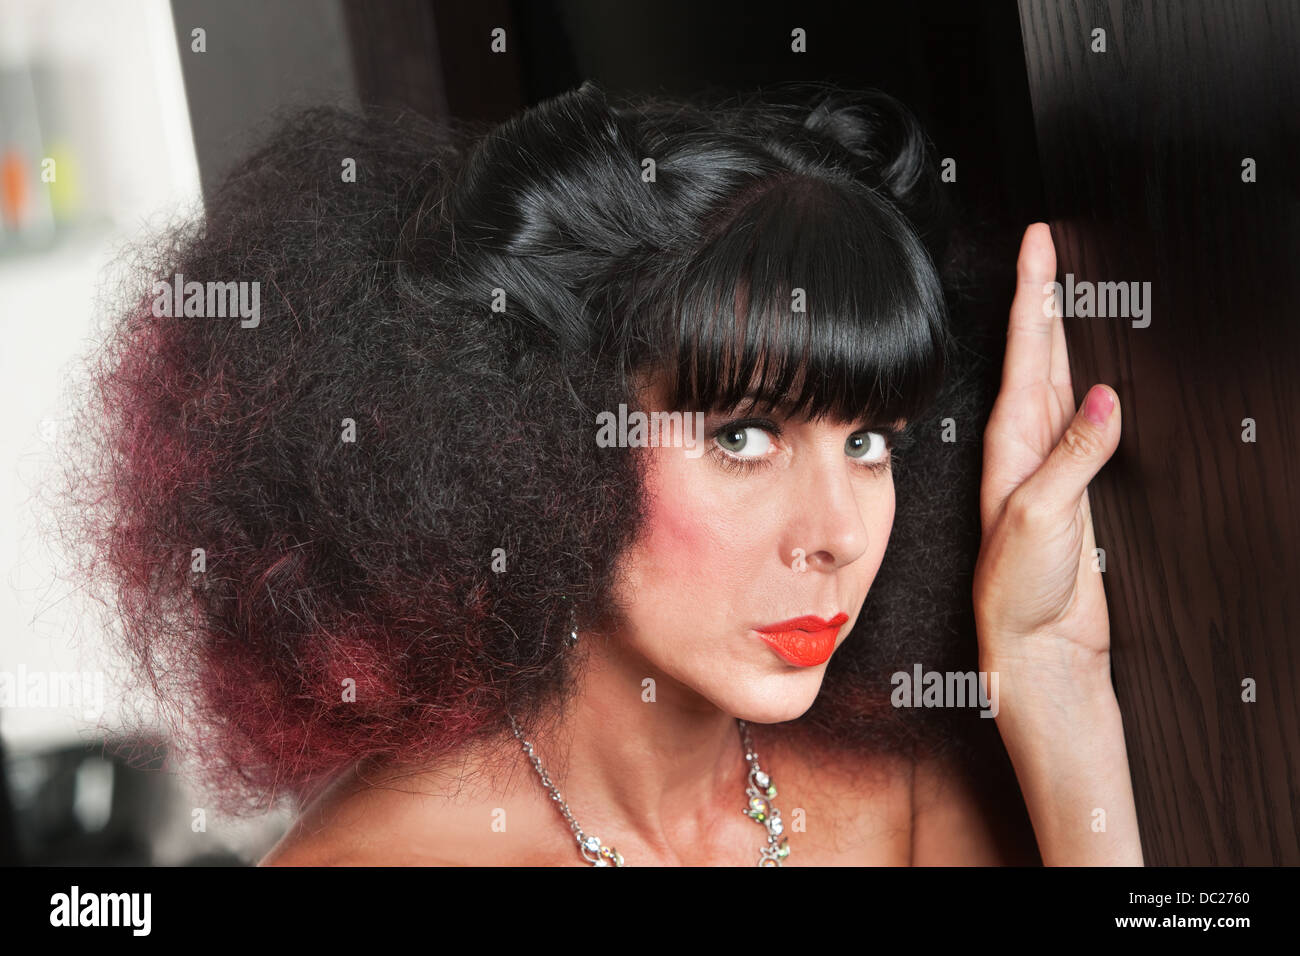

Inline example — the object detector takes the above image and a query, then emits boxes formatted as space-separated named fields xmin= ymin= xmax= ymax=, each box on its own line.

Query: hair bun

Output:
xmin=773 ymin=87 xmax=944 ymax=245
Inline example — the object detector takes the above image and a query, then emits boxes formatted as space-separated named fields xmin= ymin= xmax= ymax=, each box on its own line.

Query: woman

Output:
xmin=69 ymin=80 xmax=1141 ymax=865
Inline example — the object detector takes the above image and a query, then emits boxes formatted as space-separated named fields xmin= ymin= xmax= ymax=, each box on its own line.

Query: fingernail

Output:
xmin=1083 ymin=386 xmax=1114 ymax=426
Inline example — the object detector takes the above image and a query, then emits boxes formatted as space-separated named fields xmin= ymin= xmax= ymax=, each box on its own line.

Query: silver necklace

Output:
xmin=507 ymin=712 xmax=790 ymax=866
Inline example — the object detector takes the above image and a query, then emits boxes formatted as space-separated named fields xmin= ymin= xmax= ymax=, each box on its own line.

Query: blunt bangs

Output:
xmin=631 ymin=173 xmax=951 ymax=426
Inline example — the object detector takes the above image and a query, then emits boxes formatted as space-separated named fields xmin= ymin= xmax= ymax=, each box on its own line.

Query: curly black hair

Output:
xmin=61 ymin=80 xmax=994 ymax=816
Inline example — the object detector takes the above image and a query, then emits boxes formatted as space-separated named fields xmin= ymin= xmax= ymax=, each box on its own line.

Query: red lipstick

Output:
xmin=754 ymin=612 xmax=849 ymax=667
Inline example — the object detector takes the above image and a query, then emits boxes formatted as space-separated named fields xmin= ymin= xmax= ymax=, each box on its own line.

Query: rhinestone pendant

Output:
xmin=580 ymin=834 xmax=625 ymax=866
xmin=743 ymin=754 xmax=787 ymax=866
xmin=758 ymin=836 xmax=791 ymax=865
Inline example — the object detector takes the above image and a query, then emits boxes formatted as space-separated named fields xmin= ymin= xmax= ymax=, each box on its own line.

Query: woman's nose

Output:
xmin=784 ymin=456 xmax=872 ymax=572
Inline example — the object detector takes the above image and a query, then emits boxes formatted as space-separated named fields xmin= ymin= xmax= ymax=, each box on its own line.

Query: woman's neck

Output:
xmin=333 ymin=628 xmax=758 ymax=865
xmin=528 ymin=630 xmax=752 ymax=859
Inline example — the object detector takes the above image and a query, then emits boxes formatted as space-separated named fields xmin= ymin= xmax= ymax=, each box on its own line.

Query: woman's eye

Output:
xmin=707 ymin=420 xmax=892 ymax=476
xmin=715 ymin=425 xmax=775 ymax=458
xmin=846 ymin=430 xmax=889 ymax=464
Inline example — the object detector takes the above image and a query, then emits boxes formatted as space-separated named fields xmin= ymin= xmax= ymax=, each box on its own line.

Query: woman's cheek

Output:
xmin=650 ymin=493 xmax=726 ymax=576
xmin=650 ymin=488 xmax=759 ymax=587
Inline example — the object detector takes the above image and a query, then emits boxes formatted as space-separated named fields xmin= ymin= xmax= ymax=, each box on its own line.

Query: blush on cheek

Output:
xmin=635 ymin=450 xmax=717 ymax=568
xmin=634 ymin=448 xmax=760 ymax=583
xmin=645 ymin=490 xmax=709 ymax=570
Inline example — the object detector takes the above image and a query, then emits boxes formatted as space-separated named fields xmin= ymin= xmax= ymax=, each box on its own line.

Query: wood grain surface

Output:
xmin=1017 ymin=0 xmax=1300 ymax=864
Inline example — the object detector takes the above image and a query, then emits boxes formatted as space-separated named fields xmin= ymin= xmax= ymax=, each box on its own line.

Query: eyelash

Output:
xmin=707 ymin=418 xmax=895 ymax=476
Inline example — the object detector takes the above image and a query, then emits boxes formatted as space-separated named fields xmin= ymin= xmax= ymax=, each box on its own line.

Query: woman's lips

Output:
xmin=754 ymin=612 xmax=849 ymax=667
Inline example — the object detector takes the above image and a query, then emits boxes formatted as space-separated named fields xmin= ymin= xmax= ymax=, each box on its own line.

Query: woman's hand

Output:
xmin=972 ymin=223 xmax=1142 ymax=865
xmin=973 ymin=223 xmax=1120 ymax=687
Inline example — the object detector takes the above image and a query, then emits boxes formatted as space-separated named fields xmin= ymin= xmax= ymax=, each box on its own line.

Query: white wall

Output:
xmin=1 ymin=0 xmax=201 ymax=752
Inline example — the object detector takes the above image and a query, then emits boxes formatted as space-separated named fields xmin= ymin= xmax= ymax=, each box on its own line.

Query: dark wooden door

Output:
xmin=1017 ymin=0 xmax=1300 ymax=865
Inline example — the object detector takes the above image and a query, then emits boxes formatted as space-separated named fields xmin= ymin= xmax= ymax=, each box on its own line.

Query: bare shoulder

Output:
xmin=760 ymin=730 xmax=914 ymax=865
xmin=256 ymin=782 xmax=414 ymax=866
xmin=255 ymin=758 xmax=456 ymax=866
xmin=258 ymin=838 xmax=459 ymax=867
xmin=255 ymin=750 xmax=574 ymax=867
xmin=257 ymin=796 xmax=482 ymax=867
xmin=910 ymin=746 xmax=1033 ymax=865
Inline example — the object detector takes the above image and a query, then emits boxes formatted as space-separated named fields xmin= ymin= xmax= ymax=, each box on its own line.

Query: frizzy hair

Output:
xmin=59 ymin=80 xmax=991 ymax=816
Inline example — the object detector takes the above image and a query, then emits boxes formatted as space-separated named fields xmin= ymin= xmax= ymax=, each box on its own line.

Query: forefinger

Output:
xmin=1001 ymin=223 xmax=1058 ymax=393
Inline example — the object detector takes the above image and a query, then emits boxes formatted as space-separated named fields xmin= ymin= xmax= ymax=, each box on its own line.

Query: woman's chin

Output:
xmin=726 ymin=676 xmax=826 ymax=725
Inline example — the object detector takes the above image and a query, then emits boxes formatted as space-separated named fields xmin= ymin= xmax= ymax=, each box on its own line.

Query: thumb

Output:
xmin=1019 ymin=385 xmax=1121 ymax=518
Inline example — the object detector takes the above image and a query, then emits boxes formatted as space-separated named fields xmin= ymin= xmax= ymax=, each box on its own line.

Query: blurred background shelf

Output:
xmin=0 ymin=0 xmax=289 ymax=866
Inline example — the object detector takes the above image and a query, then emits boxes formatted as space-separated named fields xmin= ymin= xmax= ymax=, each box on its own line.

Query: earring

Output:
xmin=564 ymin=599 xmax=579 ymax=648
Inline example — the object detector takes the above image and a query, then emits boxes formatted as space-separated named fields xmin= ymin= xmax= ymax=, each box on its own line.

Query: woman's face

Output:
xmin=607 ymin=374 xmax=900 ymax=723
